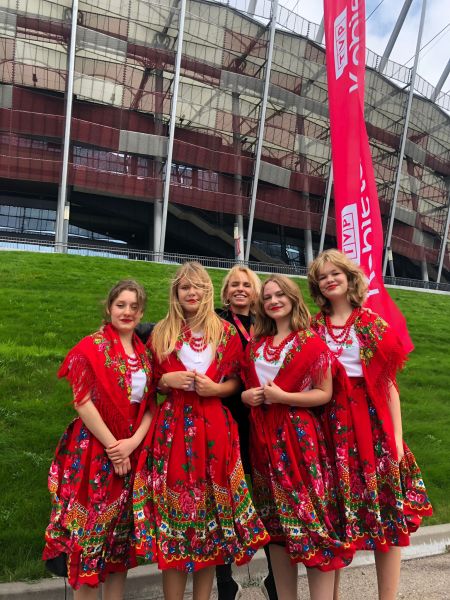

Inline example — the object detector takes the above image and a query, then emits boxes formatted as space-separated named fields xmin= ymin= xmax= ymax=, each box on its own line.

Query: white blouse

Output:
xmin=130 ymin=369 xmax=147 ymax=404
xmin=325 ymin=325 xmax=363 ymax=377
xmin=254 ymin=338 xmax=297 ymax=386
xmin=178 ymin=338 xmax=213 ymax=391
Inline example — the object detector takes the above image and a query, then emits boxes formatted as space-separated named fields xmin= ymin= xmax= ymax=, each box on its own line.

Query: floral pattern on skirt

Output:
xmin=250 ymin=404 xmax=354 ymax=571
xmin=133 ymin=394 xmax=269 ymax=572
xmin=43 ymin=418 xmax=137 ymax=589
xmin=340 ymin=379 xmax=432 ymax=551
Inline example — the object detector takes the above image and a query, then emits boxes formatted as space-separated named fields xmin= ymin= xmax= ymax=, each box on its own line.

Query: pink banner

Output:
xmin=324 ymin=0 xmax=413 ymax=352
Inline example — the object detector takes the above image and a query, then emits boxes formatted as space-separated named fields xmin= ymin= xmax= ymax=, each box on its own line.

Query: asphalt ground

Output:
xmin=2 ymin=525 xmax=449 ymax=599
xmin=212 ymin=553 xmax=450 ymax=600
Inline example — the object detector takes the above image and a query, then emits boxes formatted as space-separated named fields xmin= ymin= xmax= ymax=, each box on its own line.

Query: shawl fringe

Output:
xmin=58 ymin=352 xmax=96 ymax=407
xmin=362 ymin=318 xmax=407 ymax=403
xmin=311 ymin=311 xmax=408 ymax=407
xmin=58 ymin=325 xmax=153 ymax=440
xmin=289 ymin=347 xmax=331 ymax=394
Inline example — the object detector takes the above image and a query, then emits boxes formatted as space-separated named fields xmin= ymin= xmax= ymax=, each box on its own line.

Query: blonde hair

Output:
xmin=152 ymin=262 xmax=223 ymax=360
xmin=307 ymin=249 xmax=368 ymax=313
xmin=220 ymin=265 xmax=261 ymax=313
xmin=254 ymin=274 xmax=310 ymax=339
xmin=103 ymin=279 xmax=146 ymax=322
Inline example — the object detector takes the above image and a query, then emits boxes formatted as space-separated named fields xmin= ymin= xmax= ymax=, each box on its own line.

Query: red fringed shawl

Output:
xmin=242 ymin=329 xmax=331 ymax=394
xmin=58 ymin=323 xmax=153 ymax=440
xmin=311 ymin=311 xmax=407 ymax=405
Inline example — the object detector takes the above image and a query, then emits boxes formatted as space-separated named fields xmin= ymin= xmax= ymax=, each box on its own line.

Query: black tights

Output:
xmin=215 ymin=544 xmax=276 ymax=589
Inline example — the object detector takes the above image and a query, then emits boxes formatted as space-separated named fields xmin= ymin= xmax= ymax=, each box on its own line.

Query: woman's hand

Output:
xmin=395 ymin=433 xmax=404 ymax=463
xmin=194 ymin=373 xmax=219 ymax=397
xmin=242 ymin=387 xmax=265 ymax=407
xmin=160 ymin=371 xmax=195 ymax=390
xmin=113 ymin=457 xmax=131 ymax=477
xmin=263 ymin=380 xmax=286 ymax=405
xmin=106 ymin=438 xmax=136 ymax=463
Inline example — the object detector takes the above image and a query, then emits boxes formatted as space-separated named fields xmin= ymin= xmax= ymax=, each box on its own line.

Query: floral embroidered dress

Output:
xmin=43 ymin=324 xmax=153 ymax=589
xmin=241 ymin=329 xmax=354 ymax=571
xmin=133 ymin=320 xmax=269 ymax=572
xmin=311 ymin=311 xmax=432 ymax=552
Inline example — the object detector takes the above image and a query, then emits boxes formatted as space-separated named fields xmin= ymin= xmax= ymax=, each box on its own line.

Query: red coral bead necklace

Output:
xmin=182 ymin=328 xmax=208 ymax=353
xmin=263 ymin=331 xmax=297 ymax=363
xmin=324 ymin=308 xmax=360 ymax=350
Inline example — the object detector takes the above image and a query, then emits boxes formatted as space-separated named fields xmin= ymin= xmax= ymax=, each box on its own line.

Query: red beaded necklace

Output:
xmin=126 ymin=353 xmax=142 ymax=373
xmin=324 ymin=309 xmax=360 ymax=356
xmin=262 ymin=331 xmax=297 ymax=363
xmin=182 ymin=328 xmax=208 ymax=353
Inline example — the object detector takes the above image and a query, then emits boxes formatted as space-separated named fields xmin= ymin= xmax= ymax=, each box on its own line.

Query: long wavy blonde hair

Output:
xmin=307 ymin=249 xmax=368 ymax=314
xmin=254 ymin=275 xmax=311 ymax=339
xmin=152 ymin=262 xmax=224 ymax=360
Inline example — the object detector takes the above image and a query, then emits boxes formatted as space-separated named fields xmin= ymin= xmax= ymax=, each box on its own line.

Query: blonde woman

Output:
xmin=308 ymin=250 xmax=432 ymax=600
xmin=215 ymin=267 xmax=278 ymax=600
xmin=133 ymin=262 xmax=268 ymax=600
xmin=241 ymin=275 xmax=353 ymax=600
xmin=217 ymin=265 xmax=261 ymax=478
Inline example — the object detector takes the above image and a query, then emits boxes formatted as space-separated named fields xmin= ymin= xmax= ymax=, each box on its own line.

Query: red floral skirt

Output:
xmin=340 ymin=378 xmax=432 ymax=551
xmin=43 ymin=405 xmax=141 ymax=589
xmin=133 ymin=393 xmax=269 ymax=572
xmin=250 ymin=404 xmax=354 ymax=571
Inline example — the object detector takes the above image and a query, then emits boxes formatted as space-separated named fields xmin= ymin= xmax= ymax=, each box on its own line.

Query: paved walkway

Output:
xmin=210 ymin=553 xmax=450 ymax=600
xmin=2 ymin=524 xmax=449 ymax=599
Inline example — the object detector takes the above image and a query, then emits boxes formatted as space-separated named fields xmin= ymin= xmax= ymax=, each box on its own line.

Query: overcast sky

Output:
xmin=279 ymin=0 xmax=449 ymax=92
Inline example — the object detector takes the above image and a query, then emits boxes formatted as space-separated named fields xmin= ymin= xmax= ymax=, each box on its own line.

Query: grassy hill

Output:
xmin=0 ymin=250 xmax=449 ymax=582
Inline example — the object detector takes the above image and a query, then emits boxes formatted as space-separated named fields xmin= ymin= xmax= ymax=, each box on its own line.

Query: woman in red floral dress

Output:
xmin=241 ymin=275 xmax=354 ymax=600
xmin=43 ymin=280 xmax=154 ymax=599
xmin=308 ymin=249 xmax=432 ymax=600
xmin=133 ymin=262 xmax=268 ymax=600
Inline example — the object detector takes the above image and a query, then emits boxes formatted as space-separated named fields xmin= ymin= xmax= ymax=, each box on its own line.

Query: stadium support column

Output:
xmin=383 ymin=0 xmax=427 ymax=276
xmin=296 ymin=111 xmax=313 ymax=265
xmin=437 ymin=181 xmax=450 ymax=284
xmin=154 ymin=200 xmax=162 ymax=255
xmin=55 ymin=0 xmax=78 ymax=253
xmin=319 ymin=165 xmax=333 ymax=254
xmin=159 ymin=0 xmax=187 ymax=255
xmin=153 ymin=68 xmax=164 ymax=256
xmin=245 ymin=0 xmax=278 ymax=263
xmin=232 ymin=91 xmax=244 ymax=262
xmin=431 ymin=59 xmax=450 ymax=102
xmin=378 ymin=0 xmax=413 ymax=74
xmin=421 ymin=259 xmax=429 ymax=283
xmin=315 ymin=17 xmax=324 ymax=44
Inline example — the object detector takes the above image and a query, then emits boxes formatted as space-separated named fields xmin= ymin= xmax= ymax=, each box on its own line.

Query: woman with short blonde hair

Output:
xmin=308 ymin=249 xmax=432 ymax=600
xmin=307 ymin=248 xmax=367 ymax=313
xmin=220 ymin=265 xmax=261 ymax=312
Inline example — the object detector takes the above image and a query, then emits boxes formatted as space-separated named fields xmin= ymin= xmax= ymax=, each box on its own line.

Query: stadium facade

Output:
xmin=0 ymin=0 xmax=449 ymax=282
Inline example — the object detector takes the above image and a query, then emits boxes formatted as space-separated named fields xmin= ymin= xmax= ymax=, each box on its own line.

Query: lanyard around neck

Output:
xmin=231 ymin=312 xmax=254 ymax=342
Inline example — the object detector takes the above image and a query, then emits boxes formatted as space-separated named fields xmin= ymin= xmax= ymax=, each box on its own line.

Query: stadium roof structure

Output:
xmin=0 ymin=0 xmax=449 ymax=281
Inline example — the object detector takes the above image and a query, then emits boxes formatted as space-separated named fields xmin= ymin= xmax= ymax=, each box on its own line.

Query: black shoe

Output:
xmin=260 ymin=575 xmax=278 ymax=600
xmin=217 ymin=579 xmax=242 ymax=600
xmin=45 ymin=554 xmax=68 ymax=577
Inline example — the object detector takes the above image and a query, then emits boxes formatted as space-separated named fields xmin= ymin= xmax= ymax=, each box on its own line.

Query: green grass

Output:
xmin=0 ymin=251 xmax=449 ymax=582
